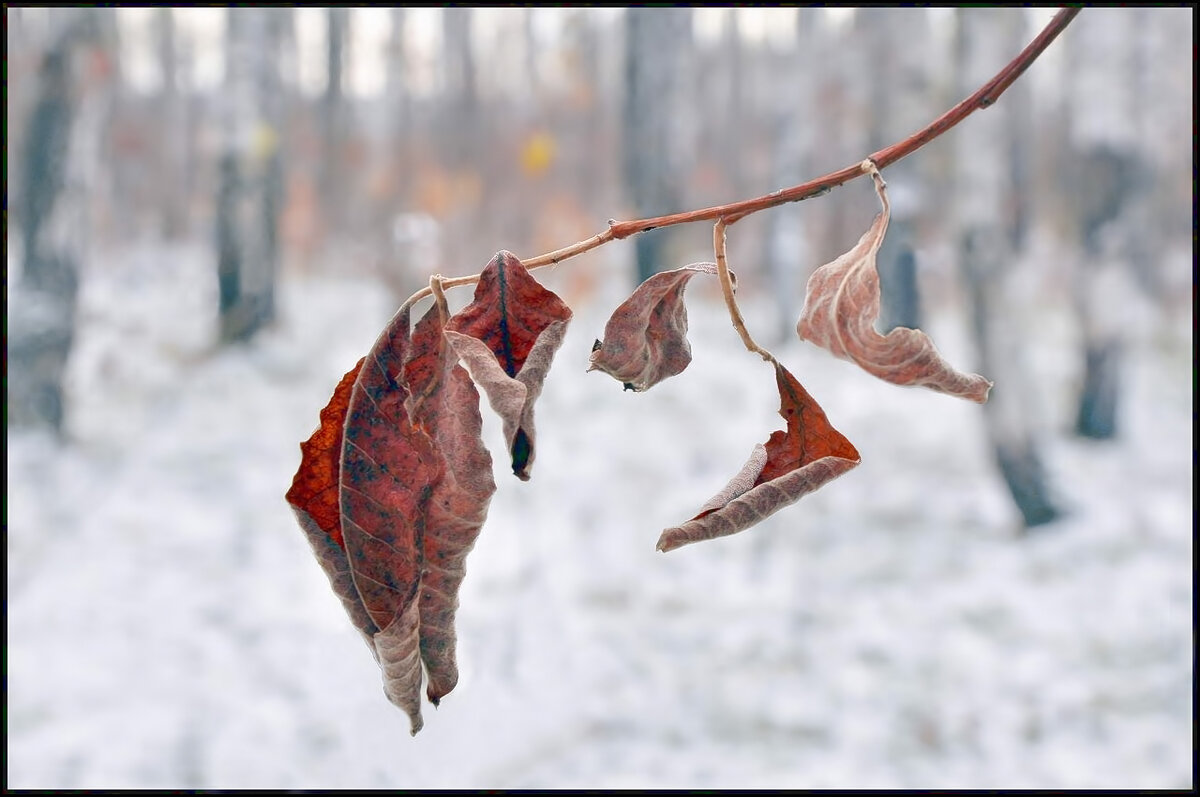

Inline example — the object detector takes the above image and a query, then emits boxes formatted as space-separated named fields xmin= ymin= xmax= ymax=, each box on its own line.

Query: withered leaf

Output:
xmin=340 ymin=304 xmax=443 ymax=735
xmin=444 ymin=251 xmax=573 ymax=480
xmin=657 ymin=361 xmax=861 ymax=553
xmin=589 ymin=263 xmax=718 ymax=392
xmin=285 ymin=359 xmax=378 ymax=648
xmin=796 ymin=170 xmax=993 ymax=403
xmin=404 ymin=303 xmax=496 ymax=705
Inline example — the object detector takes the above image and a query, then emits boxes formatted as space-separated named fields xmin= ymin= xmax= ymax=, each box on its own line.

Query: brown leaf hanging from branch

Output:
xmin=285 ymin=359 xmax=378 ymax=648
xmin=404 ymin=302 xmax=497 ymax=705
xmin=340 ymin=305 xmax=444 ymax=735
xmin=795 ymin=169 xmax=993 ymax=403
xmin=588 ymin=263 xmax=720 ymax=392
xmin=443 ymin=251 xmax=573 ymax=480
xmin=657 ymin=361 xmax=861 ymax=553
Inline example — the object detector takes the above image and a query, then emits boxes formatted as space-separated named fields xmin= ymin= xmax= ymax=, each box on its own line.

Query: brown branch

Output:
xmin=402 ymin=7 xmax=1080 ymax=308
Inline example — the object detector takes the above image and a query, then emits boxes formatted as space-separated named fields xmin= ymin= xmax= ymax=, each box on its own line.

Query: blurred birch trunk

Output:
xmin=622 ymin=8 xmax=694 ymax=284
xmin=764 ymin=8 xmax=819 ymax=343
xmin=858 ymin=8 xmax=932 ymax=334
xmin=10 ymin=9 xmax=114 ymax=433
xmin=1062 ymin=9 xmax=1145 ymax=440
xmin=954 ymin=8 xmax=1060 ymax=528
xmin=216 ymin=7 xmax=284 ymax=343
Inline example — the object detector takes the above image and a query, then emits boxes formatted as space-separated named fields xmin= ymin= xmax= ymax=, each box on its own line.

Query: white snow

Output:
xmin=6 ymin=239 xmax=1193 ymax=789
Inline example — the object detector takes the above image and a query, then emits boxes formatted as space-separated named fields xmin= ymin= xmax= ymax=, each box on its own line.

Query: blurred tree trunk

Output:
xmin=441 ymin=7 xmax=478 ymax=166
xmin=721 ymin=10 xmax=746 ymax=199
xmin=764 ymin=8 xmax=819 ymax=343
xmin=320 ymin=7 xmax=348 ymax=236
xmin=622 ymin=7 xmax=693 ymax=284
xmin=11 ymin=9 xmax=111 ymax=433
xmin=216 ymin=7 xmax=285 ymax=343
xmin=857 ymin=8 xmax=931 ymax=333
xmin=156 ymin=8 xmax=186 ymax=239
xmin=387 ymin=8 xmax=409 ymax=142
xmin=955 ymin=8 xmax=1060 ymax=528
xmin=522 ymin=8 xmax=542 ymax=112
xmin=564 ymin=9 xmax=604 ymax=200
xmin=1062 ymin=9 xmax=1144 ymax=440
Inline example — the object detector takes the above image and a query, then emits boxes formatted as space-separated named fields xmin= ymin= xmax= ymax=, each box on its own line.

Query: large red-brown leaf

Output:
xmin=588 ymin=263 xmax=718 ymax=392
xmin=285 ymin=359 xmax=377 ymax=647
xmin=443 ymin=250 xmax=573 ymax=480
xmin=795 ymin=170 xmax=993 ymax=403
xmin=403 ymin=303 xmax=496 ymax=704
xmin=657 ymin=361 xmax=861 ymax=552
xmin=340 ymin=304 xmax=443 ymax=734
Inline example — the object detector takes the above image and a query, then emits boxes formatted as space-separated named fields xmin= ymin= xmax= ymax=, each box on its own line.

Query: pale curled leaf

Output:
xmin=588 ymin=263 xmax=718 ymax=391
xmin=444 ymin=321 xmax=569 ymax=481
xmin=657 ymin=362 xmax=860 ymax=552
xmin=796 ymin=171 xmax=993 ymax=403
xmin=657 ymin=451 xmax=859 ymax=552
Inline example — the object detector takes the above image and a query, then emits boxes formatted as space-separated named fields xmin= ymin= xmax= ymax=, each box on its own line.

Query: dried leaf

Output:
xmin=340 ymin=305 xmax=443 ymax=734
xmin=404 ymin=303 xmax=496 ymax=704
xmin=444 ymin=251 xmax=573 ymax=479
xmin=588 ymin=263 xmax=718 ymax=392
xmin=657 ymin=362 xmax=860 ymax=552
xmin=285 ymin=359 xmax=378 ymax=647
xmin=796 ymin=171 xmax=993 ymax=403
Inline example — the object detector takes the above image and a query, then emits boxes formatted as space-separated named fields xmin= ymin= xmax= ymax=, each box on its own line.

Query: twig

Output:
xmin=401 ymin=7 xmax=1081 ymax=309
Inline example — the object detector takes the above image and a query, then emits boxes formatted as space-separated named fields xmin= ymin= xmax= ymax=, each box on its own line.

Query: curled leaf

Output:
xmin=285 ymin=359 xmax=378 ymax=647
xmin=444 ymin=251 xmax=573 ymax=479
xmin=340 ymin=305 xmax=443 ymax=734
xmin=404 ymin=303 xmax=496 ymax=704
xmin=657 ymin=361 xmax=860 ymax=553
xmin=796 ymin=170 xmax=993 ymax=403
xmin=588 ymin=263 xmax=718 ymax=392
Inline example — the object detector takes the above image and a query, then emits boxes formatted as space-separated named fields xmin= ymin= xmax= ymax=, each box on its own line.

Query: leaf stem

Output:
xmin=713 ymin=218 xmax=773 ymax=362
xmin=400 ymin=7 xmax=1081 ymax=309
xmin=429 ymin=274 xmax=450 ymax=325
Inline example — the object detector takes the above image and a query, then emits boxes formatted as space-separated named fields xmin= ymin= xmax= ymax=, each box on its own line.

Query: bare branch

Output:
xmin=401 ymin=7 xmax=1081 ymax=310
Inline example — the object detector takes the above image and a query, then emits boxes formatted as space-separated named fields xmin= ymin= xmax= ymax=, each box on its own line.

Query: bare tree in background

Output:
xmin=955 ymin=8 xmax=1060 ymax=529
xmin=10 ymin=9 xmax=115 ymax=433
xmin=1061 ymin=9 xmax=1147 ymax=440
xmin=764 ymin=8 xmax=820 ymax=343
xmin=857 ymin=8 xmax=932 ymax=334
xmin=622 ymin=7 xmax=694 ymax=284
xmin=720 ymin=10 xmax=747 ymax=199
xmin=441 ymin=7 xmax=479 ymax=166
xmin=155 ymin=8 xmax=187 ymax=239
xmin=216 ymin=7 xmax=285 ymax=343
xmin=319 ymin=7 xmax=348 ymax=235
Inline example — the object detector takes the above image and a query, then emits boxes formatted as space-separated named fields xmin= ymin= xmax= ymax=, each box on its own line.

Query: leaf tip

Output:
xmin=511 ymin=428 xmax=533 ymax=479
xmin=655 ymin=533 xmax=681 ymax=553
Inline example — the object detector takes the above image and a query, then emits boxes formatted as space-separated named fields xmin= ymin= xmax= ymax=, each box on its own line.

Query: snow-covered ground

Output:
xmin=7 ymin=239 xmax=1193 ymax=788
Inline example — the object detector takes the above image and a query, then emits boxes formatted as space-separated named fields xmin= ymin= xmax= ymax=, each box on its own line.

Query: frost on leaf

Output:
xmin=285 ymin=358 xmax=378 ymax=648
xmin=657 ymin=361 xmax=861 ymax=553
xmin=444 ymin=250 xmax=573 ymax=480
xmin=589 ymin=263 xmax=718 ymax=392
xmin=404 ymin=302 xmax=496 ymax=705
xmin=796 ymin=169 xmax=992 ymax=403
xmin=340 ymin=304 xmax=444 ymax=735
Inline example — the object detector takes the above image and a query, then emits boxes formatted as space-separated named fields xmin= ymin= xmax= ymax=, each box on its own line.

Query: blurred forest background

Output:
xmin=8 ymin=6 xmax=1192 ymax=525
